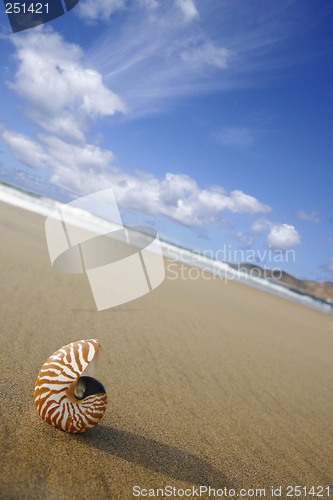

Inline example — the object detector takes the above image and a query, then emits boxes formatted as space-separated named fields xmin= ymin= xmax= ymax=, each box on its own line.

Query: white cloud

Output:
xmin=175 ymin=0 xmax=199 ymax=22
xmin=266 ymin=223 xmax=301 ymax=252
xmin=0 ymin=127 xmax=48 ymax=169
xmin=77 ymin=0 xmax=126 ymax=21
xmin=76 ymin=0 xmax=157 ymax=22
xmin=0 ymin=126 xmax=272 ymax=230
xmin=251 ymin=218 xmax=302 ymax=252
xmin=0 ymin=128 xmax=115 ymax=172
xmin=60 ymin=169 xmax=271 ymax=227
xmin=296 ymin=209 xmax=321 ymax=224
xmin=7 ymin=29 xmax=127 ymax=142
xmin=227 ymin=190 xmax=271 ymax=214
xmin=252 ymin=217 xmax=272 ymax=233
xmin=214 ymin=127 xmax=256 ymax=149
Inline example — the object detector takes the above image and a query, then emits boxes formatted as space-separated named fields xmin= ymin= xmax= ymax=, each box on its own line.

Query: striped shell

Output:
xmin=34 ymin=339 xmax=107 ymax=433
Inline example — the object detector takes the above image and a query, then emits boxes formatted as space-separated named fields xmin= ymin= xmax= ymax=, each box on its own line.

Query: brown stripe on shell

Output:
xmin=34 ymin=339 xmax=107 ymax=433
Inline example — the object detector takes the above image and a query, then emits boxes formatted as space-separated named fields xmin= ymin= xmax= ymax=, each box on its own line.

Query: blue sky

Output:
xmin=0 ymin=0 xmax=332 ymax=280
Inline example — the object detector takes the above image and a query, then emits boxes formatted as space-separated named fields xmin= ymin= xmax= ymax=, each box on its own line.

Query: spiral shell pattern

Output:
xmin=34 ymin=339 xmax=107 ymax=433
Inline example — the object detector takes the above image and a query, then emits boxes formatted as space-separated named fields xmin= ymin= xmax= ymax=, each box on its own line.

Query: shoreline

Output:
xmin=0 ymin=180 xmax=332 ymax=316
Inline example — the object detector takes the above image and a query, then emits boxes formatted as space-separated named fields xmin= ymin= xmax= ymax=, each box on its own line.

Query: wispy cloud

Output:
xmin=86 ymin=0 xmax=317 ymax=115
xmin=251 ymin=217 xmax=272 ymax=233
xmin=296 ymin=209 xmax=321 ymax=224
xmin=321 ymin=258 xmax=333 ymax=273
xmin=230 ymin=230 xmax=256 ymax=249
xmin=88 ymin=10 xmax=232 ymax=115
xmin=180 ymin=40 xmax=229 ymax=70
xmin=213 ymin=127 xmax=256 ymax=149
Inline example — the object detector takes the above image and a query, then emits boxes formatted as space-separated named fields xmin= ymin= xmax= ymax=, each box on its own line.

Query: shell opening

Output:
xmin=74 ymin=376 xmax=106 ymax=400
xmin=73 ymin=344 xmax=104 ymax=399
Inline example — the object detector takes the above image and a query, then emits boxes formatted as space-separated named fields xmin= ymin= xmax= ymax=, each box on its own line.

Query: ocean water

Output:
xmin=1 ymin=180 xmax=332 ymax=316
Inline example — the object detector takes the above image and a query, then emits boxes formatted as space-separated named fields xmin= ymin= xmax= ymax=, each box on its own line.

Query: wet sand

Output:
xmin=0 ymin=200 xmax=332 ymax=500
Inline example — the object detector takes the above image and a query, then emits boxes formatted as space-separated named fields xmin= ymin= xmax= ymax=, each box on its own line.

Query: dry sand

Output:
xmin=0 ymin=200 xmax=332 ymax=500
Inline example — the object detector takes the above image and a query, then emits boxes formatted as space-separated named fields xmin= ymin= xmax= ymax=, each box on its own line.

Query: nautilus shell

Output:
xmin=34 ymin=339 xmax=107 ymax=433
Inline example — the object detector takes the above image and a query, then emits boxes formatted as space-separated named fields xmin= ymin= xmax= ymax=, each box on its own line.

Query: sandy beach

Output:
xmin=0 ymin=200 xmax=332 ymax=500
